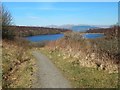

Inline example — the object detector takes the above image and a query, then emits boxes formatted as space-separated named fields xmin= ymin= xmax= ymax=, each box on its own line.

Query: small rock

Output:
xmin=100 ymin=64 xmax=106 ymax=70
xmin=91 ymin=53 xmax=96 ymax=59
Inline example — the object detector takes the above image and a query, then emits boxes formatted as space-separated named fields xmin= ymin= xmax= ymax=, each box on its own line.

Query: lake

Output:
xmin=26 ymin=34 xmax=64 ymax=42
xmin=83 ymin=33 xmax=104 ymax=39
xmin=26 ymin=33 xmax=104 ymax=42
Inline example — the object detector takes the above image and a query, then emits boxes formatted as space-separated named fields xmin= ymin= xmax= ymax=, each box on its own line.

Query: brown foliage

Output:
xmin=6 ymin=25 xmax=72 ymax=37
xmin=86 ymin=26 xmax=119 ymax=38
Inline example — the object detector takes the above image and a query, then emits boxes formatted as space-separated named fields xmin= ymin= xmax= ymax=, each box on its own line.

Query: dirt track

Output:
xmin=32 ymin=50 xmax=71 ymax=88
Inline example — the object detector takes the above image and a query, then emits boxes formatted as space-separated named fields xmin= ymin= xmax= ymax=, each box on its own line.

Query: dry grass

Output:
xmin=0 ymin=40 xmax=2 ymax=89
xmin=45 ymin=32 xmax=119 ymax=73
xmin=39 ymin=32 xmax=119 ymax=88
xmin=2 ymin=40 xmax=36 ymax=88
xmin=40 ymin=48 xmax=118 ymax=88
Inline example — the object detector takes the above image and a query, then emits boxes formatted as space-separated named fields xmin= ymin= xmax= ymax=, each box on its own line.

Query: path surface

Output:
xmin=32 ymin=50 xmax=72 ymax=88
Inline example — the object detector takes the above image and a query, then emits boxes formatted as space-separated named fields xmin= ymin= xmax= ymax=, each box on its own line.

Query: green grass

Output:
xmin=40 ymin=48 xmax=118 ymax=88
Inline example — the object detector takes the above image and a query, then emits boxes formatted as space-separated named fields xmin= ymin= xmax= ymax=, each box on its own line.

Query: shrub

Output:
xmin=2 ymin=5 xmax=15 ymax=40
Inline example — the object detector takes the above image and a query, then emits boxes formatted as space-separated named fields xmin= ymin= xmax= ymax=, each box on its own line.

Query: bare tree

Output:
xmin=2 ymin=4 xmax=14 ymax=39
xmin=2 ymin=4 xmax=13 ymax=26
xmin=0 ymin=3 xmax=2 ymax=39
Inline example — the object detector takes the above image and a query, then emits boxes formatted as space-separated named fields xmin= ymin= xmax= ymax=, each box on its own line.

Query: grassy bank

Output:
xmin=2 ymin=39 xmax=36 ymax=88
xmin=46 ymin=32 xmax=119 ymax=73
xmin=39 ymin=48 xmax=118 ymax=88
xmin=37 ymin=32 xmax=119 ymax=88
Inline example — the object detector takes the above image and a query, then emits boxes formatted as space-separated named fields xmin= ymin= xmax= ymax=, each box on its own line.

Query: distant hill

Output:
xmin=70 ymin=25 xmax=98 ymax=32
xmin=5 ymin=25 xmax=71 ymax=37
xmin=47 ymin=24 xmax=107 ymax=32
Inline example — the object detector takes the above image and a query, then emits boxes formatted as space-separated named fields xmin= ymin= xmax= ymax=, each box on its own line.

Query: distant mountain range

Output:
xmin=47 ymin=24 xmax=110 ymax=32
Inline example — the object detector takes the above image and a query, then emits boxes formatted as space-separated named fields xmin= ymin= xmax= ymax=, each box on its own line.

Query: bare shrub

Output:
xmin=2 ymin=4 xmax=15 ymax=40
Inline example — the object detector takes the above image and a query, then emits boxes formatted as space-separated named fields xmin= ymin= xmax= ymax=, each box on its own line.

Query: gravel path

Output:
xmin=32 ymin=50 xmax=72 ymax=88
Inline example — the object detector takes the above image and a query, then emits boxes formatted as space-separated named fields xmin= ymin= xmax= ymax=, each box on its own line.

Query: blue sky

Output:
xmin=3 ymin=2 xmax=118 ymax=26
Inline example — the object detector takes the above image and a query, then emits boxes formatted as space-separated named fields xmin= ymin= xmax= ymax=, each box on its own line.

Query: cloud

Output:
xmin=11 ymin=5 xmax=82 ymax=11
xmin=35 ymin=7 xmax=83 ymax=11
xmin=28 ymin=16 xmax=40 ymax=19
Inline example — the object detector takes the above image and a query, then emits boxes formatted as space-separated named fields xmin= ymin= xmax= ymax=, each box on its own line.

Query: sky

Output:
xmin=3 ymin=2 xmax=118 ymax=26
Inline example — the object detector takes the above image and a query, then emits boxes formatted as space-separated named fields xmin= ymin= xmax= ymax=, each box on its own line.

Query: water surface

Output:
xmin=83 ymin=33 xmax=104 ymax=39
xmin=26 ymin=34 xmax=64 ymax=42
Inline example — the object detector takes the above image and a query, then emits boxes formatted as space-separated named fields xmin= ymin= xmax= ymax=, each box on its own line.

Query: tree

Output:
xmin=1 ymin=4 xmax=15 ymax=39
xmin=0 ymin=5 xmax=1 ymax=24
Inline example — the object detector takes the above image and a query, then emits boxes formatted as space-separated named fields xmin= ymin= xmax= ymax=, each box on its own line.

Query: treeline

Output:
xmin=5 ymin=25 xmax=71 ymax=37
xmin=86 ymin=26 xmax=119 ymax=37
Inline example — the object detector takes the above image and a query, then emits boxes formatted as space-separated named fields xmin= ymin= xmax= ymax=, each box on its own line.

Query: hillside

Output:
xmin=86 ymin=26 xmax=119 ymax=37
xmin=2 ymin=39 xmax=36 ymax=88
xmin=5 ymin=26 xmax=71 ymax=37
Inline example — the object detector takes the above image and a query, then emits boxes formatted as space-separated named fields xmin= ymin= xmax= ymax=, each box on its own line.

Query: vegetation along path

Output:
xmin=32 ymin=50 xmax=72 ymax=88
